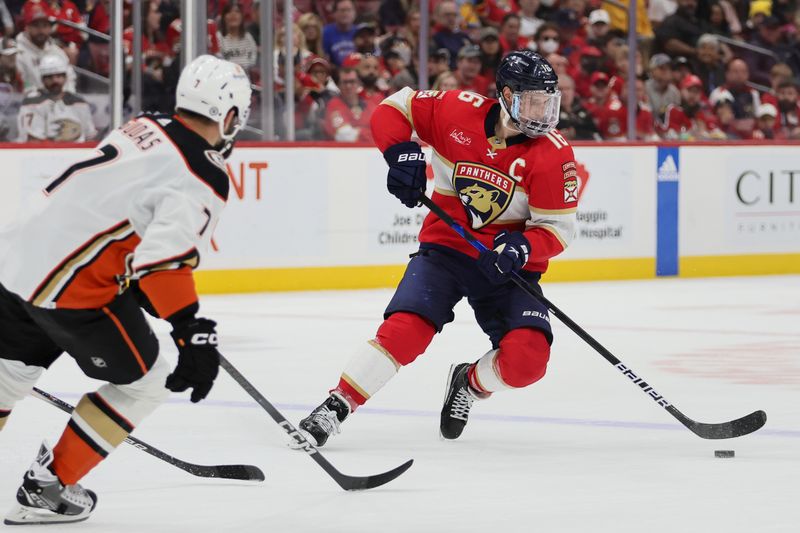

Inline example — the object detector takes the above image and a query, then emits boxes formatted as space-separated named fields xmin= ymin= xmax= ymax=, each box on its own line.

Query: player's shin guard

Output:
xmin=336 ymin=312 xmax=436 ymax=410
xmin=51 ymin=355 xmax=170 ymax=484
xmin=470 ymin=328 xmax=551 ymax=393
xmin=0 ymin=358 xmax=45 ymax=432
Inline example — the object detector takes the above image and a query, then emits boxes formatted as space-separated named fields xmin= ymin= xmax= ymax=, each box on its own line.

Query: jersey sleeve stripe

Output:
xmin=133 ymin=247 xmax=200 ymax=275
xmin=528 ymin=223 xmax=569 ymax=249
xmin=530 ymin=206 xmax=578 ymax=215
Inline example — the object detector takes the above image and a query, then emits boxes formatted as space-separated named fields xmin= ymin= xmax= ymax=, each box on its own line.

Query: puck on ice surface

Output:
xmin=714 ymin=450 xmax=735 ymax=458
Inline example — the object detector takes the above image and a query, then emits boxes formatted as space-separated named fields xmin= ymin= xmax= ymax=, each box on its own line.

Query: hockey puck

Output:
xmin=714 ymin=450 xmax=735 ymax=458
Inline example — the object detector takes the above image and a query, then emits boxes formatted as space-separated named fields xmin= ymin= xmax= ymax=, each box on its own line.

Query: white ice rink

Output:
xmin=1 ymin=275 xmax=798 ymax=532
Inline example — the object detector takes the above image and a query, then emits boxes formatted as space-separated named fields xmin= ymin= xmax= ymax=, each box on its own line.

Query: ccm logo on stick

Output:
xmin=397 ymin=153 xmax=425 ymax=162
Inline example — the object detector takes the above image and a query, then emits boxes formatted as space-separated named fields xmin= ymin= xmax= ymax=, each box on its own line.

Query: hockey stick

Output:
xmin=218 ymin=355 xmax=413 ymax=490
xmin=31 ymin=387 xmax=265 ymax=481
xmin=419 ymin=195 xmax=767 ymax=440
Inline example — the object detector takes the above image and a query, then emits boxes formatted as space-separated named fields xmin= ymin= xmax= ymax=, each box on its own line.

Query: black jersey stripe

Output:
xmin=142 ymin=115 xmax=230 ymax=201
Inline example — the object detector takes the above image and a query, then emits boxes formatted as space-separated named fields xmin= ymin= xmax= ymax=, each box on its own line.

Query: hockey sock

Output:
xmin=52 ymin=392 xmax=134 ymax=484
xmin=472 ymin=328 xmax=551 ymax=392
xmin=336 ymin=312 xmax=436 ymax=411
xmin=0 ymin=409 xmax=9 ymax=431
xmin=52 ymin=356 xmax=170 ymax=484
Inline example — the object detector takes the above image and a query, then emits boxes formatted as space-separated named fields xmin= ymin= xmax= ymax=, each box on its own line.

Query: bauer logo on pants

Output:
xmin=452 ymin=162 xmax=516 ymax=229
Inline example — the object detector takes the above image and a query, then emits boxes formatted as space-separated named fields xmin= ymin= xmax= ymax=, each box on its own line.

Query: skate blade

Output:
xmin=4 ymin=504 xmax=92 ymax=526
xmin=438 ymin=364 xmax=458 ymax=441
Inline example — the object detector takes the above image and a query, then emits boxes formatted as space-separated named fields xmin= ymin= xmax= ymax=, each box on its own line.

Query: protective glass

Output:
xmin=510 ymin=90 xmax=562 ymax=137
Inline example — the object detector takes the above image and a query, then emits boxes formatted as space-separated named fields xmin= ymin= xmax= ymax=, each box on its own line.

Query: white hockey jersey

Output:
xmin=0 ymin=113 xmax=229 ymax=317
xmin=17 ymin=90 xmax=97 ymax=142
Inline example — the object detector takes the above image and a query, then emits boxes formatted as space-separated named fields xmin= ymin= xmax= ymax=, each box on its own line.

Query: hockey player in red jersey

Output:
xmin=0 ymin=55 xmax=251 ymax=525
xmin=298 ymin=50 xmax=577 ymax=446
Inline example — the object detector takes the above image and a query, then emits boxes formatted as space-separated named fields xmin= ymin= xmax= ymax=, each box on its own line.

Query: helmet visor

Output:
xmin=510 ymin=90 xmax=561 ymax=137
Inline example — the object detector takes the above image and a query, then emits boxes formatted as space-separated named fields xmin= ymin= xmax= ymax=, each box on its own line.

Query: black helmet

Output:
xmin=495 ymin=50 xmax=561 ymax=137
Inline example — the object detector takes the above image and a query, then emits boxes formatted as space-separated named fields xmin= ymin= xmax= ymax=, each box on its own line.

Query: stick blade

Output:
xmin=335 ymin=459 xmax=414 ymax=491
xmin=678 ymin=409 xmax=767 ymax=440
xmin=208 ymin=464 xmax=266 ymax=481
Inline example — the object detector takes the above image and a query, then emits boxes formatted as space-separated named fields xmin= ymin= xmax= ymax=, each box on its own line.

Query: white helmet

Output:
xmin=176 ymin=55 xmax=252 ymax=142
xmin=39 ymin=54 xmax=69 ymax=78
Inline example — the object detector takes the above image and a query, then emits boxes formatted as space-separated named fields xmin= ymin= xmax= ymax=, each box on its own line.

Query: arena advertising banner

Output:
xmin=681 ymin=146 xmax=800 ymax=255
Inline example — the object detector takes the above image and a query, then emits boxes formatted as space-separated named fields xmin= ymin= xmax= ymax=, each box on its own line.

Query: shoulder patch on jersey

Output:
xmin=562 ymin=160 xmax=579 ymax=203
xmin=204 ymin=150 xmax=227 ymax=171
xmin=144 ymin=116 xmax=230 ymax=201
xmin=452 ymin=161 xmax=516 ymax=229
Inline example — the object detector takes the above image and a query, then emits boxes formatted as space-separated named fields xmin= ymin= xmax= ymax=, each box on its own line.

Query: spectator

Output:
xmin=432 ymin=0 xmax=471 ymax=69
xmin=678 ymin=74 xmax=723 ymax=138
xmin=670 ymin=56 xmax=693 ymax=87
xmin=275 ymin=24 xmax=313 ymax=80
xmin=478 ymin=27 xmax=502 ymax=81
xmin=570 ymin=46 xmax=604 ymax=99
xmin=546 ymin=52 xmax=569 ymax=78
xmin=453 ymin=44 xmax=491 ymax=95
xmin=353 ymin=22 xmax=378 ymax=55
xmin=708 ymin=58 xmax=760 ymax=137
xmin=751 ymin=102 xmax=777 ymax=139
xmin=477 ymin=0 xmax=520 ymax=27
xmin=16 ymin=2 xmax=76 ymax=92
xmin=125 ymin=0 xmax=172 ymax=61
xmin=745 ymin=16 xmax=800 ymax=87
xmin=557 ymin=74 xmax=600 ymax=140
xmin=762 ymin=63 xmax=793 ymax=103
xmin=692 ymin=34 xmax=725 ymax=93
xmin=648 ymin=0 xmax=677 ymax=27
xmin=397 ymin=8 xmax=421 ymax=55
xmin=532 ymin=23 xmax=560 ymax=56
xmin=218 ymin=1 xmax=259 ymax=71
xmin=596 ymin=78 xmax=658 ymax=140
xmin=298 ymin=12 xmax=325 ymax=57
xmin=774 ymin=78 xmax=800 ymax=138
xmin=518 ymin=0 xmax=544 ymax=39
xmin=390 ymin=45 xmax=451 ymax=91
xmin=646 ymin=53 xmax=682 ymax=117
xmin=0 ymin=37 xmax=22 ymax=92
xmin=602 ymin=0 xmax=653 ymax=39
xmin=322 ymin=0 xmax=356 ymax=66
xmin=552 ymin=9 xmax=585 ymax=58
xmin=86 ymin=0 xmax=110 ymax=76
xmin=654 ymin=0 xmax=711 ymax=57
xmin=498 ymin=13 xmax=526 ymax=54
xmin=584 ymin=70 xmax=613 ymax=116
xmin=324 ymin=66 xmax=375 ymax=142
xmin=378 ymin=0 xmax=408 ymax=33
xmin=433 ymin=70 xmax=458 ymax=90
xmin=711 ymin=92 xmax=738 ymax=138
xmin=586 ymin=10 xmax=611 ymax=48
xmin=46 ymin=0 xmax=84 ymax=65
xmin=17 ymin=53 xmax=95 ymax=142
xmin=356 ymin=53 xmax=385 ymax=106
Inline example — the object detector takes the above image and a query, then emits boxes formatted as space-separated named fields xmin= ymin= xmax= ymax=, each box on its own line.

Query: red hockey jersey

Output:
xmin=371 ymin=88 xmax=577 ymax=274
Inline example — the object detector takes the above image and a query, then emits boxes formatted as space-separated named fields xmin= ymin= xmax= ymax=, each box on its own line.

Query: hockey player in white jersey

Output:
xmin=17 ymin=54 xmax=97 ymax=143
xmin=0 ymin=55 xmax=251 ymax=525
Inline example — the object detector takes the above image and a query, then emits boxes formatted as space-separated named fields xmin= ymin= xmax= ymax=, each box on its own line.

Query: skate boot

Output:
xmin=440 ymin=363 xmax=487 ymax=440
xmin=296 ymin=393 xmax=351 ymax=448
xmin=4 ymin=441 xmax=97 ymax=526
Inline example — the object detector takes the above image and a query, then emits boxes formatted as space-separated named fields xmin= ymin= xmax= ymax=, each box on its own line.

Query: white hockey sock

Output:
xmin=339 ymin=340 xmax=400 ymax=402
xmin=473 ymin=349 xmax=514 ymax=393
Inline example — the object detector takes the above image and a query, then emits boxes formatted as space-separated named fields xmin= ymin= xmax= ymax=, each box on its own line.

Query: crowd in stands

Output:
xmin=1 ymin=0 xmax=799 ymax=143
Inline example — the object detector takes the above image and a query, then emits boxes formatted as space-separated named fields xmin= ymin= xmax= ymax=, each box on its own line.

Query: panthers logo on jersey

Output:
xmin=452 ymin=162 xmax=516 ymax=229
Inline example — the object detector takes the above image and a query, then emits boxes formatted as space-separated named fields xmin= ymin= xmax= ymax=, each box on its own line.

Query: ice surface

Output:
xmin=1 ymin=275 xmax=798 ymax=532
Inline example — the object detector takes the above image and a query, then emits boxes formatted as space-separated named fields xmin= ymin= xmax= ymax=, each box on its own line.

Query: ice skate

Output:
xmin=4 ymin=441 xmax=97 ymax=526
xmin=294 ymin=393 xmax=351 ymax=448
xmin=440 ymin=363 xmax=486 ymax=440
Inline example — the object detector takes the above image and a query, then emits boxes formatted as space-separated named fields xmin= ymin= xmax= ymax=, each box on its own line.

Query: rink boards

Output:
xmin=0 ymin=142 xmax=798 ymax=293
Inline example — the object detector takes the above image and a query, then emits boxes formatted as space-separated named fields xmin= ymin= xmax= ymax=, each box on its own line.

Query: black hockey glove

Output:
xmin=166 ymin=318 xmax=221 ymax=403
xmin=383 ymin=141 xmax=427 ymax=208
xmin=477 ymin=230 xmax=531 ymax=285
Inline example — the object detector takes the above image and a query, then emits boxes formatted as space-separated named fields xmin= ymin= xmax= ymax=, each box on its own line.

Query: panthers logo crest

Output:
xmin=452 ymin=162 xmax=515 ymax=229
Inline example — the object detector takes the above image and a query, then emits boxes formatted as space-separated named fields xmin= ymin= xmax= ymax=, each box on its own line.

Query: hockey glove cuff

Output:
xmin=477 ymin=231 xmax=531 ymax=285
xmin=383 ymin=141 xmax=427 ymax=208
xmin=167 ymin=318 xmax=221 ymax=403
